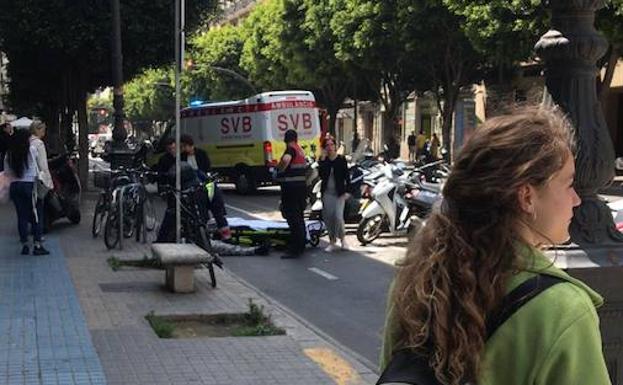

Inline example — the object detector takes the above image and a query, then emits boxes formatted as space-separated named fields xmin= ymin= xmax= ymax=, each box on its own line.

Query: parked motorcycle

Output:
xmin=356 ymin=163 xmax=443 ymax=245
xmin=44 ymin=153 xmax=82 ymax=231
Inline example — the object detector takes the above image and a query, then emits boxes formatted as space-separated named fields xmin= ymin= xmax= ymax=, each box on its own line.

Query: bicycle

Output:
xmin=103 ymin=167 xmax=157 ymax=249
xmin=92 ymin=168 xmax=131 ymax=238
xmin=158 ymin=178 xmax=224 ymax=288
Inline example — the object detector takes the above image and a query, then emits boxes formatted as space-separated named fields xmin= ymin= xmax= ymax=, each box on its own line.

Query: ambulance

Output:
xmin=176 ymin=90 xmax=321 ymax=194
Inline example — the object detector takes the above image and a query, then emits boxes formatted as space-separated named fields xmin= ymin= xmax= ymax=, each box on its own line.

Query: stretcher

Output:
xmin=225 ymin=217 xmax=325 ymax=249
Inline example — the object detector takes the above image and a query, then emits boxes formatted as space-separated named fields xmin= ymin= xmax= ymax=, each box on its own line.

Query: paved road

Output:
xmin=220 ymin=184 xmax=406 ymax=369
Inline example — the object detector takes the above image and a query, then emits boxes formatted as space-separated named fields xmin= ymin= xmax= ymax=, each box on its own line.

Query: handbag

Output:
xmin=0 ymin=170 xmax=14 ymax=204
xmin=377 ymin=274 xmax=565 ymax=385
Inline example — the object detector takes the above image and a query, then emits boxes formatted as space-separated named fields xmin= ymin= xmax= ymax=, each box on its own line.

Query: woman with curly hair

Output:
xmin=380 ymin=106 xmax=611 ymax=385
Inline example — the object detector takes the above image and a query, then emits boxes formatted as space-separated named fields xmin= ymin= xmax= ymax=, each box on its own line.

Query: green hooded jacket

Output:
xmin=380 ymin=244 xmax=612 ymax=385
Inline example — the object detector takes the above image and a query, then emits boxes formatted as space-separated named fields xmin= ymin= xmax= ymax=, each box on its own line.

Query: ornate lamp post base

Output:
xmin=536 ymin=1 xmax=623 ymax=382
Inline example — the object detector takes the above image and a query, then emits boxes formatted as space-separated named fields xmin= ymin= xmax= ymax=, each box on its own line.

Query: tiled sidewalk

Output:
xmin=0 ymin=237 xmax=106 ymax=385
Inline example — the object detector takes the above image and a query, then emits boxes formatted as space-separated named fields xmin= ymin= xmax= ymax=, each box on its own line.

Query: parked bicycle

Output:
xmin=97 ymin=166 xmax=157 ymax=249
xmin=158 ymin=179 xmax=224 ymax=287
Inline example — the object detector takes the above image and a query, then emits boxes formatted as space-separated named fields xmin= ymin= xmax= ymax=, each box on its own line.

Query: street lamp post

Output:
xmin=536 ymin=1 xmax=623 ymax=381
xmin=111 ymin=0 xmax=127 ymax=146
xmin=174 ymin=0 xmax=185 ymax=243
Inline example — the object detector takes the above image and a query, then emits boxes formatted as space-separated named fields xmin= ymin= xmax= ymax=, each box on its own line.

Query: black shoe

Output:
xmin=33 ymin=246 xmax=50 ymax=256
xmin=21 ymin=245 xmax=29 ymax=255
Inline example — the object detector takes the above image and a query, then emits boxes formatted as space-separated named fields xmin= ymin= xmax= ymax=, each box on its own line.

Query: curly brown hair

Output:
xmin=390 ymin=106 xmax=575 ymax=385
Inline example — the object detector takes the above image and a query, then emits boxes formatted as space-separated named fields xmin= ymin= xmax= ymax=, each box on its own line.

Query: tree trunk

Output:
xmin=440 ymin=88 xmax=459 ymax=162
xmin=77 ymin=92 xmax=89 ymax=190
xmin=327 ymin=105 xmax=339 ymax=136
xmin=42 ymin=105 xmax=61 ymax=155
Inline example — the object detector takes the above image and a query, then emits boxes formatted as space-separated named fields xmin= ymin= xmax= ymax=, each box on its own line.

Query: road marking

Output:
xmin=304 ymin=348 xmax=361 ymax=385
xmin=308 ymin=267 xmax=339 ymax=280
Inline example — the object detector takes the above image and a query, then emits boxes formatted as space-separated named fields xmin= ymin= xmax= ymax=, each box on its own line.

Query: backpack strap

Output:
xmin=376 ymin=274 xmax=566 ymax=385
xmin=486 ymin=274 xmax=566 ymax=339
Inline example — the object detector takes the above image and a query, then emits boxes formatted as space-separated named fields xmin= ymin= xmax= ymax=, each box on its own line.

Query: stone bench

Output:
xmin=151 ymin=243 xmax=214 ymax=293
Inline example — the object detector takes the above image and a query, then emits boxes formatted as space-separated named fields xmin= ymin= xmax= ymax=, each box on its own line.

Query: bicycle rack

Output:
xmin=116 ymin=183 xmax=148 ymax=250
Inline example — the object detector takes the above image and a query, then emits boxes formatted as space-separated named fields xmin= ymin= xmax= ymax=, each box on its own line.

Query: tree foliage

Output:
xmin=187 ymin=25 xmax=251 ymax=101
xmin=124 ymin=67 xmax=174 ymax=123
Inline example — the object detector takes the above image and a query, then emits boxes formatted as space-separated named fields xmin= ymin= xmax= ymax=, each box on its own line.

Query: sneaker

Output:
xmin=324 ymin=244 xmax=337 ymax=253
xmin=33 ymin=246 xmax=50 ymax=256
xmin=340 ymin=239 xmax=350 ymax=251
xmin=21 ymin=245 xmax=29 ymax=255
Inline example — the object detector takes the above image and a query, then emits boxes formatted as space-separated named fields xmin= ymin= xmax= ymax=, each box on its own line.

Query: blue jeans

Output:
xmin=9 ymin=182 xmax=43 ymax=243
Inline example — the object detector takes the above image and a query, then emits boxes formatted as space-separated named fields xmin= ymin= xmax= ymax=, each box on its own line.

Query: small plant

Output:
xmin=145 ymin=311 xmax=175 ymax=338
xmin=107 ymin=256 xmax=121 ymax=271
xmin=232 ymin=299 xmax=285 ymax=337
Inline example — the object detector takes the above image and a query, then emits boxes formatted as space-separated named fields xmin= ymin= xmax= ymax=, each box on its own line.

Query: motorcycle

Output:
xmin=44 ymin=152 xmax=82 ymax=231
xmin=356 ymin=163 xmax=443 ymax=245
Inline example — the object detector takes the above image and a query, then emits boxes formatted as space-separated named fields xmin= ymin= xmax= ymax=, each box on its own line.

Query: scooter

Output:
xmin=44 ymin=152 xmax=82 ymax=231
xmin=356 ymin=164 xmax=443 ymax=245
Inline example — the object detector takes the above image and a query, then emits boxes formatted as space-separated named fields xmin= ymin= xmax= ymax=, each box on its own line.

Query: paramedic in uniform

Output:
xmin=276 ymin=129 xmax=308 ymax=259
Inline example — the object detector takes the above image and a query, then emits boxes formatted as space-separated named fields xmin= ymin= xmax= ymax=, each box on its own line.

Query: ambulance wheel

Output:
xmin=235 ymin=170 xmax=256 ymax=195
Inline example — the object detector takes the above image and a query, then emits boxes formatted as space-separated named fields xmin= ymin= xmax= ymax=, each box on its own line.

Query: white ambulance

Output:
xmin=178 ymin=90 xmax=321 ymax=193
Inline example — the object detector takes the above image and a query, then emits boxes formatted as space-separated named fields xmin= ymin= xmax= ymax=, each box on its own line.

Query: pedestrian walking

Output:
xmin=407 ymin=131 xmax=417 ymax=162
xmin=275 ymin=129 xmax=308 ymax=259
xmin=380 ymin=106 xmax=611 ymax=385
xmin=4 ymin=129 xmax=50 ymax=255
xmin=351 ymin=131 xmax=360 ymax=154
xmin=430 ymin=132 xmax=441 ymax=160
xmin=415 ymin=130 xmax=427 ymax=159
xmin=0 ymin=122 xmax=13 ymax=172
xmin=318 ymin=137 xmax=351 ymax=252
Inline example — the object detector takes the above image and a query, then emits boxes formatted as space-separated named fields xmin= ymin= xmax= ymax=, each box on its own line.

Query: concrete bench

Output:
xmin=151 ymin=243 xmax=214 ymax=293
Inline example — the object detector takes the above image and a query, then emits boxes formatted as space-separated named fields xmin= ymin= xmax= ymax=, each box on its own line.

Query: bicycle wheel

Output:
xmin=143 ymin=195 xmax=157 ymax=231
xmin=104 ymin=211 xmax=120 ymax=249
xmin=198 ymin=226 xmax=217 ymax=288
xmin=91 ymin=194 xmax=107 ymax=237
xmin=123 ymin=199 xmax=136 ymax=239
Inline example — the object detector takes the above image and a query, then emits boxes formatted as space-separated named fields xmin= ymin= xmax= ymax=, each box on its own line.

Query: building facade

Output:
xmin=214 ymin=0 xmax=260 ymax=26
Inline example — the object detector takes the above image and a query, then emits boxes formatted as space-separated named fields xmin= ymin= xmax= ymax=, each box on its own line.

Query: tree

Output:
xmin=281 ymin=0 xmax=374 ymax=134
xmin=443 ymin=0 xmax=549 ymax=84
xmin=124 ymin=67 xmax=175 ymax=125
xmin=240 ymin=0 xmax=293 ymax=91
xmin=187 ymin=24 xmax=252 ymax=101
xmin=239 ymin=0 xmax=373 ymax=134
xmin=331 ymin=0 xmax=428 ymax=143
xmin=0 ymin=0 xmax=216 ymax=185
xmin=399 ymin=0 xmax=481 ymax=160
